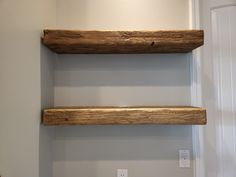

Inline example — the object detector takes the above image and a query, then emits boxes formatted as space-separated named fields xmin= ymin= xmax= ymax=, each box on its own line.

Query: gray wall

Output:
xmin=53 ymin=125 xmax=193 ymax=177
xmin=0 ymin=0 xmax=194 ymax=177
xmin=52 ymin=1 xmax=194 ymax=177
xmin=0 ymin=0 xmax=56 ymax=177
xmin=54 ymin=54 xmax=190 ymax=106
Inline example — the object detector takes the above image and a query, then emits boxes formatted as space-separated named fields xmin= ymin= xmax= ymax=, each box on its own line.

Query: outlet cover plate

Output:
xmin=117 ymin=169 xmax=128 ymax=177
xmin=179 ymin=150 xmax=190 ymax=168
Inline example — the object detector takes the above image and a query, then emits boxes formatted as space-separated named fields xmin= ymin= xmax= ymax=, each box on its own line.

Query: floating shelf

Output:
xmin=43 ymin=106 xmax=207 ymax=125
xmin=42 ymin=30 xmax=204 ymax=54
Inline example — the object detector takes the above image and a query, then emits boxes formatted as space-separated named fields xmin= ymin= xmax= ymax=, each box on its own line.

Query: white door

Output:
xmin=198 ymin=0 xmax=236 ymax=177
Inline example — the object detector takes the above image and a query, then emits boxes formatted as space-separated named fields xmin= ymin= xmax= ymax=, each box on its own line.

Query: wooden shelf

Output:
xmin=42 ymin=106 xmax=206 ymax=125
xmin=42 ymin=30 xmax=204 ymax=54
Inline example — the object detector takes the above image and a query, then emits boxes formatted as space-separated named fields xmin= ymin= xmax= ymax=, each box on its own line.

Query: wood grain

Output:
xmin=43 ymin=106 xmax=207 ymax=125
xmin=42 ymin=30 xmax=204 ymax=54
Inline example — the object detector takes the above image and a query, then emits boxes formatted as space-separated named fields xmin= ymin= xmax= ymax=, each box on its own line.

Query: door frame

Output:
xmin=190 ymin=0 xmax=205 ymax=177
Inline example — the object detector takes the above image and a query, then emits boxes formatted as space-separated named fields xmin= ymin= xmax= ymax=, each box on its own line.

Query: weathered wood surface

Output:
xmin=42 ymin=30 xmax=204 ymax=54
xmin=43 ymin=106 xmax=207 ymax=125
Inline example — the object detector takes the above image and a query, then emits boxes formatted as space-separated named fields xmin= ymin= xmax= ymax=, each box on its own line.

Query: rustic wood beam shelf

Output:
xmin=42 ymin=30 xmax=204 ymax=54
xmin=43 ymin=106 xmax=206 ymax=125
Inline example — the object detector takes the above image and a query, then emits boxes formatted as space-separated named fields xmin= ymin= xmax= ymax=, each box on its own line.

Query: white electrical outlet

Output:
xmin=117 ymin=169 xmax=128 ymax=177
xmin=179 ymin=150 xmax=190 ymax=168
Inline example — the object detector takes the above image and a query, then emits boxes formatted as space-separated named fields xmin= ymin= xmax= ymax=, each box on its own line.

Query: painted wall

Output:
xmin=53 ymin=0 xmax=193 ymax=177
xmin=0 ymin=0 xmax=56 ymax=177
xmin=56 ymin=0 xmax=189 ymax=30
xmin=0 ymin=0 xmax=195 ymax=177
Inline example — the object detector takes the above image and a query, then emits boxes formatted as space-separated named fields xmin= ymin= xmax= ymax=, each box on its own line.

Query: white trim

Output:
xmin=190 ymin=0 xmax=205 ymax=177
xmin=210 ymin=3 xmax=236 ymax=10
